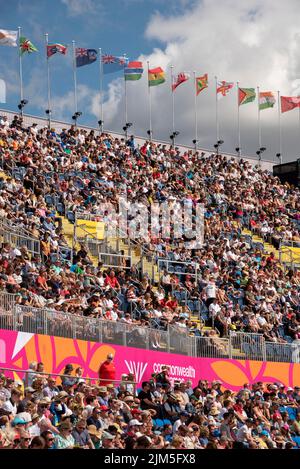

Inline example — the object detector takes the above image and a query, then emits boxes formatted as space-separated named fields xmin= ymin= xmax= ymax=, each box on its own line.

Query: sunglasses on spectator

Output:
xmin=22 ymin=438 xmax=31 ymax=441
xmin=47 ymin=438 xmax=54 ymax=442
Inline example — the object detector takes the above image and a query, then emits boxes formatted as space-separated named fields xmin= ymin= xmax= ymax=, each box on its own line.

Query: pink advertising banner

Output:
xmin=0 ymin=329 xmax=299 ymax=390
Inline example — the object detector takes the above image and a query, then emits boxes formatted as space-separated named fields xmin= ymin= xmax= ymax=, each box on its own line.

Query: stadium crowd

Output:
xmin=0 ymin=362 xmax=300 ymax=449
xmin=0 ymin=114 xmax=299 ymax=347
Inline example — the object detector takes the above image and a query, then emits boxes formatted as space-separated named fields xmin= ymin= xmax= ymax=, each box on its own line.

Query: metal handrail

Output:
xmin=1 ymin=302 xmax=299 ymax=362
xmin=0 ymin=366 xmax=137 ymax=392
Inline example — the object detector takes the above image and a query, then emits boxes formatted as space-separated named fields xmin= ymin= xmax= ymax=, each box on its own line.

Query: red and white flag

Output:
xmin=217 ymin=80 xmax=234 ymax=99
xmin=172 ymin=72 xmax=190 ymax=92
xmin=281 ymin=96 xmax=300 ymax=113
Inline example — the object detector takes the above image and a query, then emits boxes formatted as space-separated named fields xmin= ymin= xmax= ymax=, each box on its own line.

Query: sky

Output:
xmin=1 ymin=0 xmax=300 ymax=162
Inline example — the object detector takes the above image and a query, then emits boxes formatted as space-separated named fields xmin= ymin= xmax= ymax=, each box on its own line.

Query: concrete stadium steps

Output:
xmin=242 ymin=228 xmax=280 ymax=258
xmin=141 ymin=257 xmax=160 ymax=283
xmin=59 ymin=215 xmax=99 ymax=267
xmin=242 ymin=227 xmax=300 ymax=265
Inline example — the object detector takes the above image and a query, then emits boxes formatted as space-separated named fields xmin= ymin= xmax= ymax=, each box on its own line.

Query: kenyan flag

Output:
xmin=238 ymin=87 xmax=256 ymax=105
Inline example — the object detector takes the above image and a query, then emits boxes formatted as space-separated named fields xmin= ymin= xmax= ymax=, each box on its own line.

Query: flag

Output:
xmin=47 ymin=43 xmax=67 ymax=58
xmin=239 ymin=87 xmax=256 ymax=106
xmin=196 ymin=74 xmax=208 ymax=95
xmin=0 ymin=29 xmax=17 ymax=46
xmin=259 ymin=91 xmax=276 ymax=110
xmin=172 ymin=72 xmax=190 ymax=91
xmin=148 ymin=67 xmax=165 ymax=87
xmin=102 ymin=55 xmax=128 ymax=74
xmin=0 ymin=79 xmax=6 ymax=103
xmin=76 ymin=48 xmax=97 ymax=67
xmin=217 ymin=81 xmax=234 ymax=99
xmin=19 ymin=36 xmax=38 ymax=55
xmin=280 ymin=96 xmax=300 ymax=113
xmin=124 ymin=61 xmax=143 ymax=81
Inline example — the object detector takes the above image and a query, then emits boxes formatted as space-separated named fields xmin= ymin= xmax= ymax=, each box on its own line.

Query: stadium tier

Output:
xmin=0 ymin=112 xmax=300 ymax=450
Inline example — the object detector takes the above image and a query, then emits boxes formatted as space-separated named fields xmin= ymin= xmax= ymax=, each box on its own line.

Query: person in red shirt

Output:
xmin=104 ymin=271 xmax=120 ymax=291
xmin=98 ymin=353 xmax=116 ymax=386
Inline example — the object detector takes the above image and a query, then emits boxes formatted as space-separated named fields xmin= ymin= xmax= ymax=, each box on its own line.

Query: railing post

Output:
xmin=146 ymin=329 xmax=150 ymax=350
xmin=228 ymin=335 xmax=232 ymax=359
xmin=123 ymin=325 xmax=127 ymax=347
xmin=73 ymin=316 xmax=76 ymax=339
xmin=262 ymin=337 xmax=267 ymax=362
xmin=12 ymin=305 xmax=17 ymax=331
xmin=167 ymin=325 xmax=170 ymax=353
xmin=98 ymin=319 xmax=102 ymax=343
xmin=44 ymin=309 xmax=48 ymax=336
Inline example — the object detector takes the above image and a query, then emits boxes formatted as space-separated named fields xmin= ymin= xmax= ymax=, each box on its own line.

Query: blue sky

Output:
xmin=1 ymin=0 xmax=300 ymax=162
xmin=0 ymin=0 xmax=194 ymax=123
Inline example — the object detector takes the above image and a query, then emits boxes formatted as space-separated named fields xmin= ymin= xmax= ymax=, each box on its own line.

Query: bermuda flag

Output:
xmin=172 ymin=72 xmax=190 ymax=92
xmin=47 ymin=43 xmax=68 ymax=57
xmin=217 ymin=80 xmax=234 ymax=99
xmin=281 ymin=96 xmax=300 ymax=113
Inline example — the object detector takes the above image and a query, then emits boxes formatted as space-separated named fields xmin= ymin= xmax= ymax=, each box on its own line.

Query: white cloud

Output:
xmin=61 ymin=0 xmax=101 ymax=16
xmin=101 ymin=0 xmax=300 ymax=162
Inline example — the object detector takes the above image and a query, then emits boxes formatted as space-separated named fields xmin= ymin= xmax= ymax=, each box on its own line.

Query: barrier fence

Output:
xmin=0 ymin=223 xmax=40 ymax=257
xmin=0 ymin=367 xmax=137 ymax=393
xmin=0 ymin=298 xmax=299 ymax=363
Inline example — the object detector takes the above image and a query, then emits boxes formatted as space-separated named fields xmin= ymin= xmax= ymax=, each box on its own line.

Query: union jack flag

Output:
xmin=102 ymin=54 xmax=129 ymax=74
xmin=76 ymin=48 xmax=88 ymax=57
xmin=102 ymin=54 xmax=116 ymax=64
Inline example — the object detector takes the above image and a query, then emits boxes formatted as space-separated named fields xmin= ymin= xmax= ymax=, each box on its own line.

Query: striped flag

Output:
xmin=148 ymin=67 xmax=165 ymax=87
xmin=259 ymin=91 xmax=276 ymax=110
xmin=124 ymin=61 xmax=143 ymax=81
xmin=47 ymin=43 xmax=67 ymax=58
xmin=172 ymin=72 xmax=190 ymax=92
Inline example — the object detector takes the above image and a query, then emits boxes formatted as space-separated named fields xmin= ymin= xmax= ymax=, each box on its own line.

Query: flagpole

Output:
xmin=98 ymin=48 xmax=103 ymax=133
xmin=215 ymin=76 xmax=219 ymax=143
xmin=124 ymin=53 xmax=128 ymax=132
xmin=277 ymin=90 xmax=282 ymax=164
xmin=18 ymin=26 xmax=24 ymax=115
xmin=72 ymin=40 xmax=78 ymax=121
xmin=257 ymin=85 xmax=261 ymax=150
xmin=171 ymin=65 xmax=175 ymax=138
xmin=45 ymin=33 xmax=52 ymax=129
xmin=147 ymin=61 xmax=152 ymax=141
xmin=237 ymin=81 xmax=241 ymax=156
xmin=193 ymin=71 xmax=197 ymax=151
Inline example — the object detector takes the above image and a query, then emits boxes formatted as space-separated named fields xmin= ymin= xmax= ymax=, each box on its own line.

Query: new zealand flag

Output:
xmin=75 ymin=48 xmax=97 ymax=67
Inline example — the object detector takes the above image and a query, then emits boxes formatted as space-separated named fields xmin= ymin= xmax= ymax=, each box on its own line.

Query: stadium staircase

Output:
xmin=59 ymin=214 xmax=160 ymax=280
xmin=242 ymin=227 xmax=300 ymax=268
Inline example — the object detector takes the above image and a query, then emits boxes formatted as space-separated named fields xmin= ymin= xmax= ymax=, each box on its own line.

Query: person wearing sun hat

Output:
xmin=87 ymin=425 xmax=102 ymax=449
